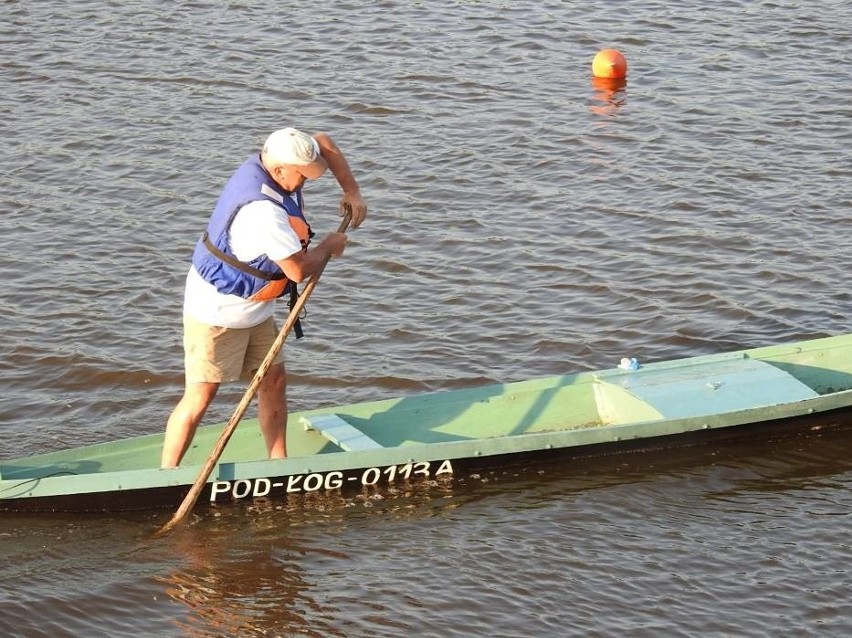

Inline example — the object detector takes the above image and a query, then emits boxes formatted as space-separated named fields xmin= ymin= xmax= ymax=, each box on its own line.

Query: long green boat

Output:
xmin=2 ymin=333 xmax=851 ymax=513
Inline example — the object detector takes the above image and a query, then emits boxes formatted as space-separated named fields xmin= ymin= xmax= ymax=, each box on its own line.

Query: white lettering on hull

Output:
xmin=210 ymin=460 xmax=454 ymax=503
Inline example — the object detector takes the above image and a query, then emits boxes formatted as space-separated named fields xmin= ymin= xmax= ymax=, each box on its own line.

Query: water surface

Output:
xmin=1 ymin=1 xmax=851 ymax=636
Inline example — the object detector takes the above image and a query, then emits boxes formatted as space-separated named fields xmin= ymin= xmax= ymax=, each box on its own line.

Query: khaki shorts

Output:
xmin=183 ymin=315 xmax=284 ymax=383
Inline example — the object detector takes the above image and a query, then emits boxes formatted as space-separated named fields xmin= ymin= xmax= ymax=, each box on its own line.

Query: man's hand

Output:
xmin=321 ymin=232 xmax=348 ymax=258
xmin=341 ymin=191 xmax=367 ymax=228
xmin=276 ymin=233 xmax=347 ymax=282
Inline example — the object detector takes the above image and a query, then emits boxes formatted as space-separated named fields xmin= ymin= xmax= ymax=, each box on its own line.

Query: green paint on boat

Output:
xmin=2 ymin=334 xmax=851 ymax=512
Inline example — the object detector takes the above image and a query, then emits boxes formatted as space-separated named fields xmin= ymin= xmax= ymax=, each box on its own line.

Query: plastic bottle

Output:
xmin=618 ymin=357 xmax=640 ymax=371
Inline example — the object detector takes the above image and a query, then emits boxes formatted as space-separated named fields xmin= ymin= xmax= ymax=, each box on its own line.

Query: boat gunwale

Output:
xmin=2 ymin=386 xmax=850 ymax=501
xmin=2 ymin=333 xmax=851 ymax=508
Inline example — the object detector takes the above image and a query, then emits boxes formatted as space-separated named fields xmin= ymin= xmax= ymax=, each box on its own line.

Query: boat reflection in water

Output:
xmin=154 ymin=480 xmax=460 ymax=637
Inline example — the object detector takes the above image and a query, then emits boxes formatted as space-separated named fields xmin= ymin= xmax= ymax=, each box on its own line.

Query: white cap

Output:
xmin=261 ymin=128 xmax=327 ymax=179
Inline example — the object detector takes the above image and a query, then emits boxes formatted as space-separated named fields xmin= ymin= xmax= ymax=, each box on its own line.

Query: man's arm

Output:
xmin=274 ymin=233 xmax=347 ymax=283
xmin=313 ymin=132 xmax=368 ymax=228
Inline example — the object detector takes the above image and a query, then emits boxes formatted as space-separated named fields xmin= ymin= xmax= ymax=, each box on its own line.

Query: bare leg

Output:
xmin=258 ymin=362 xmax=287 ymax=458
xmin=161 ymin=382 xmax=219 ymax=468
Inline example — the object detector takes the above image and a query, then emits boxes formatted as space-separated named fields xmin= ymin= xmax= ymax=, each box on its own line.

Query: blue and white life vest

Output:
xmin=191 ymin=154 xmax=313 ymax=301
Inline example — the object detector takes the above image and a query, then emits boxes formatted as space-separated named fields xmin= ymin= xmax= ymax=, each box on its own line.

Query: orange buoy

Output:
xmin=592 ymin=49 xmax=627 ymax=79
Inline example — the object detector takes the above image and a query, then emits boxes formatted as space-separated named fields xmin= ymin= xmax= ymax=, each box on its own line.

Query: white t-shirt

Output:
xmin=184 ymin=198 xmax=303 ymax=328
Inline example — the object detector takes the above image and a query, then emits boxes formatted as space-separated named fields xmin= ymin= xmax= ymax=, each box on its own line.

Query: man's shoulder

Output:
xmin=230 ymin=198 xmax=301 ymax=260
xmin=237 ymin=198 xmax=287 ymax=218
xmin=231 ymin=199 xmax=289 ymax=235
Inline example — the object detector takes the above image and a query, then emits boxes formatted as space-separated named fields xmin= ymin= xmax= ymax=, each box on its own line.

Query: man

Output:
xmin=161 ymin=127 xmax=367 ymax=468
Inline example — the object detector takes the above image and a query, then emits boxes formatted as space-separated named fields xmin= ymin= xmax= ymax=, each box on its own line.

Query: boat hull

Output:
xmin=3 ymin=402 xmax=850 ymax=514
xmin=2 ymin=334 xmax=852 ymax=513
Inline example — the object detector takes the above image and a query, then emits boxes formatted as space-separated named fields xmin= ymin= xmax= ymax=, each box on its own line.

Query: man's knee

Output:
xmin=184 ymin=382 xmax=219 ymax=407
xmin=259 ymin=365 xmax=287 ymax=395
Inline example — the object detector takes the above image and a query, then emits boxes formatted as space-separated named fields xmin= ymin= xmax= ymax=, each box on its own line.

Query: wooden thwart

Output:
xmin=301 ymin=414 xmax=383 ymax=451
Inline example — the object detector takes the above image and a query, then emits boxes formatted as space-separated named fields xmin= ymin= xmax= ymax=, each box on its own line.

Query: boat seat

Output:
xmin=594 ymin=356 xmax=820 ymax=423
xmin=301 ymin=414 xmax=383 ymax=452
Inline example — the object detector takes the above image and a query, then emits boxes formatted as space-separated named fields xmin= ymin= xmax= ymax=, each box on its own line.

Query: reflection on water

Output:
xmin=157 ymin=526 xmax=333 ymax=637
xmin=155 ymin=480 xmax=461 ymax=636
xmin=590 ymin=77 xmax=628 ymax=116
